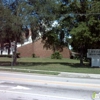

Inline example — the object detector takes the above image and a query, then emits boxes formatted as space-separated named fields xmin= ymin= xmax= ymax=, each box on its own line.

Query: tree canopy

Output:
xmin=0 ymin=0 xmax=33 ymax=65
xmin=68 ymin=0 xmax=100 ymax=64
xmin=0 ymin=0 xmax=100 ymax=65
xmin=0 ymin=0 xmax=61 ymax=65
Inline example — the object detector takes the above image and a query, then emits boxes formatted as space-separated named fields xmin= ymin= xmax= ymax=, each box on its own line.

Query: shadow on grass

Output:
xmin=60 ymin=63 xmax=92 ymax=68
xmin=1 ymin=61 xmax=99 ymax=69
xmin=17 ymin=62 xmax=94 ymax=69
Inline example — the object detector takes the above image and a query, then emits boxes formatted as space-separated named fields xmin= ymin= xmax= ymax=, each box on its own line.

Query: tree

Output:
xmin=69 ymin=0 xmax=100 ymax=65
xmin=0 ymin=0 xmax=31 ymax=65
xmin=54 ymin=0 xmax=100 ymax=65
xmin=0 ymin=3 xmax=13 ymax=55
xmin=87 ymin=0 xmax=100 ymax=48
xmin=42 ymin=27 xmax=65 ymax=53
xmin=28 ymin=0 xmax=65 ymax=52
xmin=0 ymin=0 xmax=62 ymax=65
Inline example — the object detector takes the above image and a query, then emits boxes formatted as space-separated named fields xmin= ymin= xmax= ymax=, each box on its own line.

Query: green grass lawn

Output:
xmin=0 ymin=57 xmax=100 ymax=74
xmin=17 ymin=57 xmax=80 ymax=63
xmin=0 ymin=57 xmax=80 ymax=63
xmin=14 ymin=63 xmax=100 ymax=74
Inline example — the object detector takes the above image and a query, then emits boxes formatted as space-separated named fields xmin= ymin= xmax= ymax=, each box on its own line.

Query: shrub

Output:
xmin=51 ymin=51 xmax=62 ymax=59
xmin=17 ymin=53 xmax=20 ymax=58
xmin=32 ymin=53 xmax=36 ymax=58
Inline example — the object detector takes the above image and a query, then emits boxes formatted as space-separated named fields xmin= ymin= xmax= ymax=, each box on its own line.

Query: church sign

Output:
xmin=87 ymin=49 xmax=100 ymax=67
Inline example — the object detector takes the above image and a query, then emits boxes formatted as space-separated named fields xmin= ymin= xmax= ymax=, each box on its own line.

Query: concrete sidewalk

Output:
xmin=0 ymin=66 xmax=100 ymax=79
xmin=58 ymin=72 xmax=100 ymax=79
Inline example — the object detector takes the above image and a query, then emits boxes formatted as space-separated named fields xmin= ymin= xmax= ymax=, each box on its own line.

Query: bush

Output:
xmin=51 ymin=51 xmax=62 ymax=59
xmin=32 ymin=53 xmax=36 ymax=58
xmin=17 ymin=53 xmax=20 ymax=58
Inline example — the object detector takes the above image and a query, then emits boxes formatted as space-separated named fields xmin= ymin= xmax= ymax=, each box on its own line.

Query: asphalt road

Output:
xmin=0 ymin=71 xmax=100 ymax=100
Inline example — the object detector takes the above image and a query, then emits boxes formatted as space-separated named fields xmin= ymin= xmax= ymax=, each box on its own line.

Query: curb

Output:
xmin=0 ymin=67 xmax=100 ymax=79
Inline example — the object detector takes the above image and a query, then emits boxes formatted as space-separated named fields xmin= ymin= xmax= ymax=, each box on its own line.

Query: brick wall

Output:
xmin=17 ymin=38 xmax=71 ymax=58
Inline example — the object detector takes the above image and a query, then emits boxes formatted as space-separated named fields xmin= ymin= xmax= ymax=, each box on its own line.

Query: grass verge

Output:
xmin=0 ymin=63 xmax=100 ymax=74
xmin=0 ymin=67 xmax=59 ymax=75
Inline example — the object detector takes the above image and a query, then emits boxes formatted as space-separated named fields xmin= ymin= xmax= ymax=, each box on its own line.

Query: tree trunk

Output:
xmin=8 ymin=40 xmax=11 ymax=55
xmin=1 ymin=42 xmax=4 ymax=55
xmin=80 ymin=50 xmax=83 ymax=66
xmin=80 ymin=52 xmax=83 ymax=66
xmin=12 ymin=38 xmax=17 ymax=66
xmin=53 ymin=44 xmax=56 ymax=53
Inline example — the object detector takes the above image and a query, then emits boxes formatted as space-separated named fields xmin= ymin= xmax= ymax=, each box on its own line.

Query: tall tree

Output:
xmin=55 ymin=0 xmax=100 ymax=65
xmin=0 ymin=3 xmax=12 ymax=55
xmin=0 ymin=0 xmax=31 ymax=65
xmin=69 ymin=0 xmax=100 ymax=65
xmin=0 ymin=0 xmax=62 ymax=65
xmin=28 ymin=0 xmax=64 ymax=52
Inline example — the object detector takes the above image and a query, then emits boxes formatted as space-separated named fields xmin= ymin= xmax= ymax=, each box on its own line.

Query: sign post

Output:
xmin=87 ymin=49 xmax=100 ymax=67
